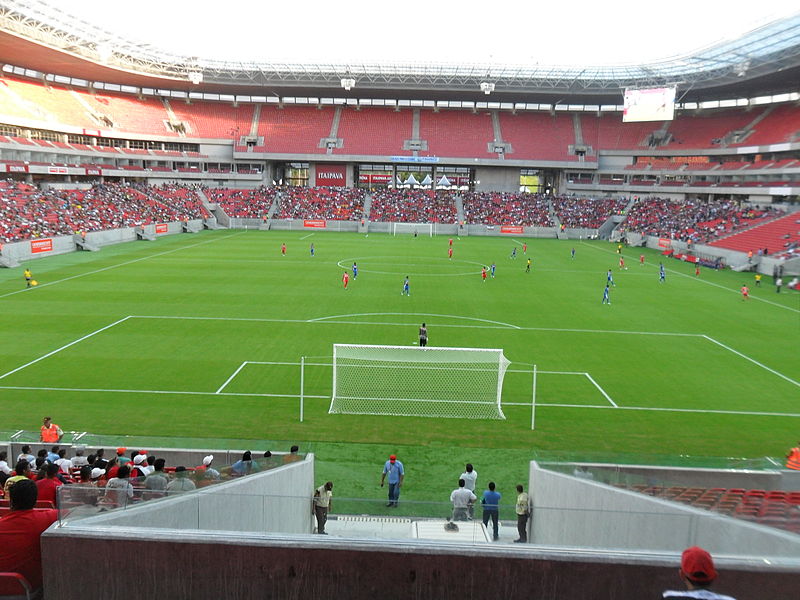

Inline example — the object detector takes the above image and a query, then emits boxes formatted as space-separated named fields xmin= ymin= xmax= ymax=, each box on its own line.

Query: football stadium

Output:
xmin=0 ymin=1 xmax=799 ymax=598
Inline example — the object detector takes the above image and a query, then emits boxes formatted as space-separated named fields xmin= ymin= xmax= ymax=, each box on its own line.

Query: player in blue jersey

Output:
xmin=510 ymin=247 xmax=517 ymax=259
xmin=490 ymin=263 xmax=496 ymax=278
xmin=571 ymin=247 xmax=575 ymax=260
xmin=659 ymin=262 xmax=666 ymax=283
xmin=310 ymin=243 xmax=315 ymax=257
xmin=352 ymin=262 xmax=358 ymax=279
xmin=606 ymin=269 xmax=615 ymax=287
xmin=602 ymin=284 xmax=611 ymax=305
xmin=402 ymin=276 xmax=410 ymax=296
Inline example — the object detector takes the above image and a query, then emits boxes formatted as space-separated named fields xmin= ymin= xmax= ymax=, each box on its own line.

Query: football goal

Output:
xmin=392 ymin=223 xmax=433 ymax=237
xmin=328 ymin=344 xmax=510 ymax=419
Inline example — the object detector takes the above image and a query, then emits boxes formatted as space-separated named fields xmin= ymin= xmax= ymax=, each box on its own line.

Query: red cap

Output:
xmin=681 ymin=546 xmax=717 ymax=584
xmin=389 ymin=455 xmax=396 ymax=462
xmin=116 ymin=447 xmax=127 ymax=454
xmin=138 ymin=450 xmax=147 ymax=455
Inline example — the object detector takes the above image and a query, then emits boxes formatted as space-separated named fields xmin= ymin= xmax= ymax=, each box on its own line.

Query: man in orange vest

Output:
xmin=39 ymin=417 xmax=62 ymax=443
xmin=786 ymin=442 xmax=800 ymax=471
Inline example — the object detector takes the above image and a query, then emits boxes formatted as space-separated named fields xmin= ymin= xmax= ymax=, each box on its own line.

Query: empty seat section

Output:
xmin=580 ymin=113 xmax=657 ymax=150
xmin=500 ymin=112 xmax=575 ymax=160
xmin=257 ymin=106 xmax=332 ymax=154
xmin=419 ymin=110 xmax=493 ymax=158
xmin=337 ymin=107 xmax=411 ymax=155
xmin=662 ymin=109 xmax=754 ymax=149
xmin=707 ymin=211 xmax=800 ymax=255
xmin=733 ymin=104 xmax=800 ymax=146
xmin=73 ymin=89 xmax=175 ymax=136
xmin=171 ymin=102 xmax=255 ymax=138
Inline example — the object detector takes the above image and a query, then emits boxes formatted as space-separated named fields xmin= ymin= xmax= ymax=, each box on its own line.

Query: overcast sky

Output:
xmin=38 ymin=0 xmax=800 ymax=67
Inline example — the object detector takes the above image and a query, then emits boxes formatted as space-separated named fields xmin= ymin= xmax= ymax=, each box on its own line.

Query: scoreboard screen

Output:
xmin=623 ymin=86 xmax=676 ymax=122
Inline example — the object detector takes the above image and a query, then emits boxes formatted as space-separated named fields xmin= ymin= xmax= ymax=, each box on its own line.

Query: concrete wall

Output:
xmin=42 ymin=529 xmax=800 ymax=600
xmin=529 ymin=462 xmax=800 ymax=558
xmin=71 ymin=455 xmax=314 ymax=534
xmin=474 ymin=166 xmax=520 ymax=193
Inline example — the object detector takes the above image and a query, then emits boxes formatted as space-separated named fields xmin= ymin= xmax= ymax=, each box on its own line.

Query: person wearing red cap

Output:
xmin=380 ymin=454 xmax=404 ymax=507
xmin=662 ymin=546 xmax=736 ymax=599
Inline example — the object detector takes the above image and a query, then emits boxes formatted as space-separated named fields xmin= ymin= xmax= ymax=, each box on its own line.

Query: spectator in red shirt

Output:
xmin=0 ymin=478 xmax=59 ymax=591
xmin=34 ymin=463 xmax=63 ymax=507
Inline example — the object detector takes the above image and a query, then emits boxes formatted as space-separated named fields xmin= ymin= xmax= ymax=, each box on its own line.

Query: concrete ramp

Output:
xmin=73 ymin=236 xmax=100 ymax=251
xmin=413 ymin=519 xmax=491 ymax=543
xmin=0 ymin=256 xmax=20 ymax=268
xmin=182 ymin=222 xmax=201 ymax=234
xmin=135 ymin=227 xmax=156 ymax=241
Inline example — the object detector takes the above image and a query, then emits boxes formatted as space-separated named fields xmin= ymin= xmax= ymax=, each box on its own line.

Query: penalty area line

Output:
xmin=216 ymin=361 xmax=248 ymax=394
xmin=702 ymin=335 xmax=800 ymax=388
xmin=300 ymin=233 xmax=315 ymax=240
xmin=504 ymin=402 xmax=800 ymax=418
xmin=584 ymin=373 xmax=618 ymax=407
xmin=0 ymin=385 xmax=328 ymax=399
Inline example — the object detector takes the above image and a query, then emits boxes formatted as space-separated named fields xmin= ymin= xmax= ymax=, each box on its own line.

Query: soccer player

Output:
xmin=695 ymin=264 xmax=700 ymax=277
xmin=754 ymin=273 xmax=762 ymax=287
xmin=481 ymin=267 xmax=487 ymax=282
xmin=619 ymin=256 xmax=625 ymax=270
xmin=639 ymin=254 xmax=645 ymax=266
xmin=571 ymin=247 xmax=575 ymax=260
xmin=741 ymin=284 xmax=749 ymax=301
xmin=402 ymin=276 xmax=410 ymax=296
xmin=617 ymin=243 xmax=623 ymax=254
xmin=523 ymin=242 xmax=527 ymax=255
xmin=490 ymin=263 xmax=496 ymax=278
xmin=352 ymin=262 xmax=358 ymax=279
xmin=23 ymin=267 xmax=32 ymax=288
xmin=281 ymin=243 xmax=286 ymax=256
xmin=448 ymin=238 xmax=453 ymax=247
xmin=310 ymin=243 xmax=315 ymax=257
xmin=526 ymin=258 xmax=531 ymax=273
xmin=448 ymin=247 xmax=453 ymax=260
xmin=659 ymin=262 xmax=666 ymax=283
xmin=510 ymin=247 xmax=517 ymax=259
xmin=342 ymin=271 xmax=349 ymax=290
xmin=419 ymin=323 xmax=428 ymax=347
xmin=602 ymin=284 xmax=611 ymax=305
xmin=607 ymin=269 xmax=615 ymax=287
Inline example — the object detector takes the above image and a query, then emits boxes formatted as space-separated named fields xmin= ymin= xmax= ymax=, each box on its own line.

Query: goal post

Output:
xmin=392 ymin=222 xmax=433 ymax=237
xmin=329 ymin=344 xmax=510 ymax=419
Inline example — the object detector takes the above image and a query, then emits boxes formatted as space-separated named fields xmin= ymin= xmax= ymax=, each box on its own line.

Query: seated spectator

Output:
xmin=283 ymin=445 xmax=301 ymax=464
xmin=70 ymin=446 xmax=89 ymax=469
xmin=16 ymin=445 xmax=35 ymax=467
xmin=90 ymin=467 xmax=106 ymax=484
xmin=0 ymin=479 xmax=59 ymax=592
xmin=0 ymin=450 xmax=11 ymax=477
xmin=166 ymin=466 xmax=196 ymax=494
xmin=93 ymin=448 xmax=107 ymax=469
xmin=231 ymin=451 xmax=256 ymax=476
xmin=116 ymin=447 xmax=129 ymax=466
xmin=3 ymin=460 xmax=32 ymax=498
xmin=104 ymin=457 xmax=119 ymax=480
xmin=129 ymin=454 xmax=149 ymax=480
xmin=144 ymin=458 xmax=169 ymax=498
xmin=46 ymin=446 xmax=60 ymax=463
xmin=54 ymin=448 xmax=72 ymax=474
xmin=662 ymin=546 xmax=736 ymax=600
xmin=104 ymin=465 xmax=134 ymax=506
xmin=77 ymin=465 xmax=92 ymax=484
xmin=195 ymin=455 xmax=220 ymax=481
xmin=34 ymin=463 xmax=63 ymax=506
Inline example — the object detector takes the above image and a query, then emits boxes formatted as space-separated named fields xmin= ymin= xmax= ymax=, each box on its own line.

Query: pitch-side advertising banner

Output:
xmin=315 ymin=164 xmax=346 ymax=186
xmin=658 ymin=238 xmax=672 ymax=248
xmin=30 ymin=239 xmax=53 ymax=254
xmin=303 ymin=220 xmax=327 ymax=228
xmin=500 ymin=226 xmax=524 ymax=234
xmin=155 ymin=224 xmax=169 ymax=234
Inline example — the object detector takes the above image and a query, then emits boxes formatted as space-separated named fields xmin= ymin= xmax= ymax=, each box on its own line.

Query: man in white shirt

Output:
xmin=450 ymin=479 xmax=476 ymax=522
xmin=459 ymin=463 xmax=477 ymax=519
xmin=70 ymin=447 xmax=89 ymax=469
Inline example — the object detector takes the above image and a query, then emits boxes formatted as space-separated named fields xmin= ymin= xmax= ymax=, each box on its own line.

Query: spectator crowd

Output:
xmin=369 ymin=189 xmax=457 ymax=223
xmin=462 ymin=192 xmax=551 ymax=226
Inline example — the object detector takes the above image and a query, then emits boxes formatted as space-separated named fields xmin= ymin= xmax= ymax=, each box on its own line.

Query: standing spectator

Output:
xmin=0 ymin=479 xmax=59 ymax=593
xmin=17 ymin=445 xmax=35 ymax=467
xmin=786 ymin=440 xmax=800 ymax=471
xmin=166 ymin=466 xmax=196 ymax=494
xmin=380 ymin=454 xmax=405 ymax=507
xmin=419 ymin=323 xmax=428 ymax=347
xmin=39 ymin=416 xmax=62 ymax=443
xmin=459 ymin=463 xmax=478 ymax=518
xmin=776 ymin=277 xmax=783 ymax=293
xmin=105 ymin=465 xmax=134 ymax=506
xmin=662 ymin=546 xmax=736 ymax=600
xmin=514 ymin=484 xmax=530 ymax=543
xmin=481 ymin=481 xmax=502 ymax=541
xmin=34 ymin=463 xmax=63 ymax=506
xmin=313 ymin=481 xmax=333 ymax=534
xmin=450 ymin=479 xmax=476 ymax=522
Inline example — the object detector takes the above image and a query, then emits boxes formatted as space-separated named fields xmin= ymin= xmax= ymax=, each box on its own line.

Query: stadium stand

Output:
xmin=369 ymin=189 xmax=457 ymax=223
xmin=661 ymin=109 xmax=757 ymax=149
xmin=337 ymin=107 xmax=412 ymax=156
xmin=499 ymin=112 xmax=576 ymax=160
xmin=275 ymin=186 xmax=365 ymax=220
xmin=170 ymin=102 xmax=256 ymax=139
xmin=731 ymin=104 xmax=800 ymax=147
xmin=462 ymin=192 xmax=552 ymax=226
xmin=418 ymin=110 xmax=494 ymax=158
xmin=256 ymin=106 xmax=332 ymax=154
xmin=580 ymin=113 xmax=659 ymax=150
xmin=206 ymin=187 xmax=278 ymax=218
xmin=708 ymin=211 xmax=800 ymax=256
xmin=553 ymin=197 xmax=628 ymax=228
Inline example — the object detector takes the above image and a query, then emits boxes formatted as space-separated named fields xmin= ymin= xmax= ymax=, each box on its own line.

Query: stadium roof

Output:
xmin=0 ymin=1 xmax=799 ymax=104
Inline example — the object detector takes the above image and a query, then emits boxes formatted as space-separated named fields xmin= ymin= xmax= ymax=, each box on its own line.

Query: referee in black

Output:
xmin=419 ymin=323 xmax=428 ymax=347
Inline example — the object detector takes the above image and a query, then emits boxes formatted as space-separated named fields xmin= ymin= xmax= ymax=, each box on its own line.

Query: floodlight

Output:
xmin=188 ymin=72 xmax=203 ymax=85
xmin=480 ymin=82 xmax=495 ymax=95
xmin=341 ymin=78 xmax=356 ymax=91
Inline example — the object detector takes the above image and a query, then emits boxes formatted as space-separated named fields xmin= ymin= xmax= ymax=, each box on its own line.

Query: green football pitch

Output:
xmin=1 ymin=229 xmax=797 ymax=504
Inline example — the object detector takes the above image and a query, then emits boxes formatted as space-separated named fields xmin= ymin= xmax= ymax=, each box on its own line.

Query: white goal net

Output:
xmin=329 ymin=344 xmax=510 ymax=419
xmin=392 ymin=223 xmax=433 ymax=236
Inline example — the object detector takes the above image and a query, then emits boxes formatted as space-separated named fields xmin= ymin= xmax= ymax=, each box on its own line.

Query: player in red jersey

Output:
xmin=639 ymin=254 xmax=645 ymax=266
xmin=449 ymin=238 xmax=453 ymax=247
xmin=523 ymin=242 xmax=527 ymax=254
xmin=481 ymin=267 xmax=487 ymax=282
xmin=740 ymin=284 xmax=749 ymax=300
xmin=342 ymin=271 xmax=349 ymax=290
xmin=619 ymin=256 xmax=626 ymax=270
xmin=448 ymin=247 xmax=453 ymax=260
xmin=281 ymin=243 xmax=286 ymax=256
xmin=695 ymin=264 xmax=700 ymax=277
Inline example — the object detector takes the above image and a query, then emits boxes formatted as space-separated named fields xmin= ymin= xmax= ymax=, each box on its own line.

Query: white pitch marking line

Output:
xmin=0 ymin=385 xmax=328 ymax=399
xmin=584 ymin=373 xmax=618 ymax=407
xmin=299 ymin=233 xmax=315 ymax=240
xmin=307 ymin=312 xmax=522 ymax=329
xmin=0 ymin=231 xmax=243 ymax=301
xmin=702 ymin=335 xmax=800 ymax=388
xmin=530 ymin=403 xmax=800 ymax=418
xmin=0 ymin=316 xmax=131 ymax=380
xmin=216 ymin=361 xmax=248 ymax=394
xmin=580 ymin=241 xmax=799 ymax=314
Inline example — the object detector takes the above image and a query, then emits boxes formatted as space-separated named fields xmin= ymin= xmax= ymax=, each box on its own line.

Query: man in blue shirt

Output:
xmin=380 ymin=454 xmax=404 ymax=507
xmin=481 ymin=481 xmax=502 ymax=541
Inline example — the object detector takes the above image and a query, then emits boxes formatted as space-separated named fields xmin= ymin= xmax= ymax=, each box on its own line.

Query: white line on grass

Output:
xmin=306 ymin=312 xmax=522 ymax=329
xmin=0 ymin=385 xmax=328 ymax=399
xmin=702 ymin=335 xmax=800 ymax=388
xmin=531 ymin=403 xmax=800 ymax=418
xmin=584 ymin=373 xmax=618 ymax=407
xmin=0 ymin=316 xmax=131 ymax=381
xmin=0 ymin=231 xmax=243 ymax=301
xmin=581 ymin=241 xmax=799 ymax=314
xmin=299 ymin=233 xmax=315 ymax=240
xmin=215 ymin=361 xmax=248 ymax=394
